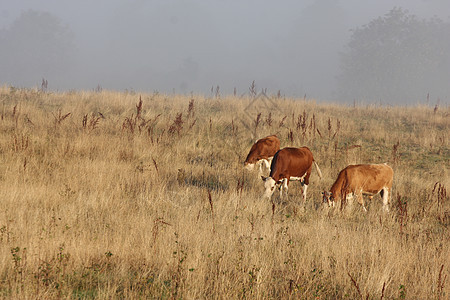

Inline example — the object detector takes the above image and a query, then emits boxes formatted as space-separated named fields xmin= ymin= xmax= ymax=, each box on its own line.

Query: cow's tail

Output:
xmin=313 ymin=161 xmax=323 ymax=179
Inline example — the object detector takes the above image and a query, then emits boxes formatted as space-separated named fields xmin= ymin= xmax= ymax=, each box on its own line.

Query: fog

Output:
xmin=1 ymin=0 xmax=449 ymax=103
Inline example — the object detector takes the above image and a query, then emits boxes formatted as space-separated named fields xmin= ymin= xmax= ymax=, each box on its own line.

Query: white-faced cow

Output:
xmin=244 ymin=135 xmax=280 ymax=174
xmin=322 ymin=163 xmax=394 ymax=212
xmin=261 ymin=147 xmax=322 ymax=203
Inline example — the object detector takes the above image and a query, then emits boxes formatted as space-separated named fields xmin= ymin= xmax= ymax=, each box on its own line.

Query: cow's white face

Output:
xmin=244 ymin=163 xmax=255 ymax=171
xmin=262 ymin=176 xmax=276 ymax=198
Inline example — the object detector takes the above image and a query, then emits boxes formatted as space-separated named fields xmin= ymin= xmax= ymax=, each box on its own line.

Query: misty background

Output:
xmin=1 ymin=0 xmax=449 ymax=104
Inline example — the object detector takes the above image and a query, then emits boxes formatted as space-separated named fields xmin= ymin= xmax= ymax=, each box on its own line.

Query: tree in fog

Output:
xmin=0 ymin=10 xmax=74 ymax=87
xmin=284 ymin=0 xmax=348 ymax=99
xmin=337 ymin=7 xmax=450 ymax=104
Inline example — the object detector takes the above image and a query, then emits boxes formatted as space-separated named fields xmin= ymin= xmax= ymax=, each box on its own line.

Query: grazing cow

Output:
xmin=261 ymin=147 xmax=322 ymax=202
xmin=322 ymin=163 xmax=394 ymax=212
xmin=244 ymin=135 xmax=280 ymax=174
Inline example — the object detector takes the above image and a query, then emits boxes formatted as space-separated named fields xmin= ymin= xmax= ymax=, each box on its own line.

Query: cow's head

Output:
xmin=261 ymin=176 xmax=277 ymax=198
xmin=322 ymin=191 xmax=334 ymax=207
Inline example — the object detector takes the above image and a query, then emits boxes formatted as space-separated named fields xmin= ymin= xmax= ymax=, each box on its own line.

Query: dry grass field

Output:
xmin=0 ymin=86 xmax=448 ymax=299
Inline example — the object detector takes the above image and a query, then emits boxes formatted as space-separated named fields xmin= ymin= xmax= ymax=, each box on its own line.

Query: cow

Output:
xmin=261 ymin=147 xmax=322 ymax=203
xmin=322 ymin=163 xmax=394 ymax=212
xmin=244 ymin=135 xmax=280 ymax=175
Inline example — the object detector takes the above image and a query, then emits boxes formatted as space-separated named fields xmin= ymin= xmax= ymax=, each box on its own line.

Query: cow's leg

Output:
xmin=280 ymin=178 xmax=288 ymax=198
xmin=278 ymin=178 xmax=284 ymax=198
xmin=381 ymin=187 xmax=390 ymax=212
xmin=278 ymin=179 xmax=283 ymax=197
xmin=345 ymin=193 xmax=354 ymax=207
xmin=355 ymin=191 xmax=367 ymax=212
xmin=302 ymin=184 xmax=308 ymax=204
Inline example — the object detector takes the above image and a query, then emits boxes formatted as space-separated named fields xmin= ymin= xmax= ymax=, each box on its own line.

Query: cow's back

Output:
xmin=270 ymin=147 xmax=314 ymax=181
xmin=344 ymin=164 xmax=393 ymax=193
xmin=258 ymin=135 xmax=279 ymax=154
xmin=246 ymin=135 xmax=280 ymax=163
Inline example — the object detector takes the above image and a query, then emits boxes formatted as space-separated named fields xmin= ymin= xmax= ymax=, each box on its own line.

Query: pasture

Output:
xmin=0 ymin=86 xmax=448 ymax=299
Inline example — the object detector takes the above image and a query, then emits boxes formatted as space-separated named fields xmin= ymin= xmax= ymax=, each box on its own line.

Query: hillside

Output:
xmin=0 ymin=86 xmax=448 ymax=298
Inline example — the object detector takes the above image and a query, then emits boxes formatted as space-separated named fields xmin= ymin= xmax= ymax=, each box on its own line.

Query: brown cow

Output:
xmin=261 ymin=147 xmax=322 ymax=202
xmin=322 ymin=163 xmax=394 ymax=212
xmin=244 ymin=135 xmax=280 ymax=174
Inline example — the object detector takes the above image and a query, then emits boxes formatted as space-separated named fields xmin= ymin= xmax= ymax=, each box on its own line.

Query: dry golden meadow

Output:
xmin=0 ymin=86 xmax=448 ymax=299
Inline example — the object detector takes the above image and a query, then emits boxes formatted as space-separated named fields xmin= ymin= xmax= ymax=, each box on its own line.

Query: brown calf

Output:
xmin=261 ymin=147 xmax=322 ymax=203
xmin=323 ymin=163 xmax=394 ymax=212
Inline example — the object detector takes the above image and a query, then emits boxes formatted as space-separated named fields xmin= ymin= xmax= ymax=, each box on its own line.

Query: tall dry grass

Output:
xmin=0 ymin=85 xmax=448 ymax=299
